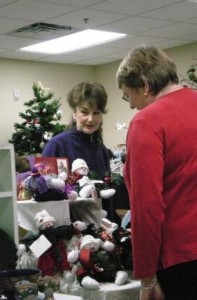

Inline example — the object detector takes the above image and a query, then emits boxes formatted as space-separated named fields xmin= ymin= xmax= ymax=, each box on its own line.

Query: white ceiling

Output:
xmin=0 ymin=0 xmax=197 ymax=65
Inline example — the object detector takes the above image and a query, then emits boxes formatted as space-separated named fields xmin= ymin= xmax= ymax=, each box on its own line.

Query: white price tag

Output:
xmin=29 ymin=234 xmax=52 ymax=258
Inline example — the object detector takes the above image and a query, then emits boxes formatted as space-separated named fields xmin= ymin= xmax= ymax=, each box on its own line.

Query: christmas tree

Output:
xmin=9 ymin=82 xmax=68 ymax=155
xmin=187 ymin=65 xmax=197 ymax=88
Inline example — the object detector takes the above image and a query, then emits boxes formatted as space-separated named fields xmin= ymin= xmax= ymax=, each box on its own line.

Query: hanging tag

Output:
xmin=29 ymin=234 xmax=52 ymax=258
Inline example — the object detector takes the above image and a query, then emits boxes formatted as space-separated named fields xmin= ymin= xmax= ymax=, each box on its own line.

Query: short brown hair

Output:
xmin=116 ymin=45 xmax=179 ymax=95
xmin=67 ymin=81 xmax=108 ymax=113
xmin=67 ymin=81 xmax=108 ymax=143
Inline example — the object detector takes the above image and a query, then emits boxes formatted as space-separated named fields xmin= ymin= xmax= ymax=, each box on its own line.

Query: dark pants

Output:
xmin=157 ymin=260 xmax=197 ymax=300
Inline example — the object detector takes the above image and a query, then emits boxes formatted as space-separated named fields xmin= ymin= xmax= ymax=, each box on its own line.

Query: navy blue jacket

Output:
xmin=42 ymin=129 xmax=111 ymax=179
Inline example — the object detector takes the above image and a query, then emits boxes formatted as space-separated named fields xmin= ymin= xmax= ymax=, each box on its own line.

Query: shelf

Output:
xmin=0 ymin=144 xmax=18 ymax=245
xmin=0 ymin=191 xmax=14 ymax=198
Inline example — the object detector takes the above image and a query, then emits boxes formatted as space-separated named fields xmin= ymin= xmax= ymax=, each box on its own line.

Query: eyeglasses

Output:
xmin=122 ymin=95 xmax=130 ymax=102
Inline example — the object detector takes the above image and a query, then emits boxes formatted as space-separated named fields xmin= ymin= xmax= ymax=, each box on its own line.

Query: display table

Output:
xmin=17 ymin=199 xmax=139 ymax=299
xmin=99 ymin=280 xmax=140 ymax=300
xmin=69 ymin=197 xmax=102 ymax=229
xmin=54 ymin=293 xmax=83 ymax=300
xmin=17 ymin=197 xmax=102 ymax=234
xmin=38 ymin=292 xmax=83 ymax=300
xmin=17 ymin=199 xmax=70 ymax=234
xmin=64 ymin=279 xmax=140 ymax=300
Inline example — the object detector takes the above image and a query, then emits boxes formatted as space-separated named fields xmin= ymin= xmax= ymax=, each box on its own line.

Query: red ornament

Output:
xmin=104 ymin=176 xmax=112 ymax=184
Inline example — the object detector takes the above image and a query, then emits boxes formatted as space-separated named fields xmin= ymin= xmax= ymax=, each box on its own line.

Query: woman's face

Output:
xmin=73 ymin=102 xmax=102 ymax=134
xmin=121 ymin=84 xmax=154 ymax=110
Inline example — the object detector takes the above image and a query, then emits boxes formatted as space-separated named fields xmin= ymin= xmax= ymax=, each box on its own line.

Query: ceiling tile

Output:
xmin=0 ymin=0 xmax=196 ymax=65
xmin=0 ymin=17 xmax=30 ymax=34
xmin=90 ymin=0 xmax=183 ymax=15
xmin=48 ymin=8 xmax=126 ymax=29
xmin=140 ymin=1 xmax=197 ymax=21
xmin=0 ymin=0 xmax=76 ymax=21
xmin=98 ymin=16 xmax=171 ymax=34
xmin=138 ymin=23 xmax=197 ymax=39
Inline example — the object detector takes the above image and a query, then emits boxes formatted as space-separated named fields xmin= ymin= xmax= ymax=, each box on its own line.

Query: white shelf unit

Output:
xmin=0 ymin=144 xmax=18 ymax=245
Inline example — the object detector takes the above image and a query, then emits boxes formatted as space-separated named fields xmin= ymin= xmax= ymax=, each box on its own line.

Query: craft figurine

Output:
xmin=65 ymin=158 xmax=116 ymax=200
xmin=99 ymin=218 xmax=133 ymax=270
xmin=18 ymin=210 xmax=87 ymax=276
xmin=67 ymin=234 xmax=128 ymax=289
xmin=22 ymin=163 xmax=67 ymax=201
xmin=111 ymin=226 xmax=133 ymax=271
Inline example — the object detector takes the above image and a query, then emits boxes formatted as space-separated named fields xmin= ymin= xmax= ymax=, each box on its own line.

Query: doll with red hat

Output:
xmin=18 ymin=210 xmax=87 ymax=277
xmin=67 ymin=234 xmax=128 ymax=289
xmin=65 ymin=158 xmax=116 ymax=201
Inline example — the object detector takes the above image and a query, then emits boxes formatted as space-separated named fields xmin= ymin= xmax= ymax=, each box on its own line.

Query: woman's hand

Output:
xmin=139 ymin=275 xmax=165 ymax=300
xmin=139 ymin=283 xmax=165 ymax=300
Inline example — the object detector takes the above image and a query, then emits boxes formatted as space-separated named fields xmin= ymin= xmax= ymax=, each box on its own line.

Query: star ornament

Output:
xmin=115 ymin=122 xmax=127 ymax=130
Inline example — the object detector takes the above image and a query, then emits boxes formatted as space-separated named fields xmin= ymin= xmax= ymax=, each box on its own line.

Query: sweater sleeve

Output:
xmin=42 ymin=136 xmax=67 ymax=157
xmin=125 ymin=117 xmax=165 ymax=278
xmin=42 ymin=139 xmax=59 ymax=156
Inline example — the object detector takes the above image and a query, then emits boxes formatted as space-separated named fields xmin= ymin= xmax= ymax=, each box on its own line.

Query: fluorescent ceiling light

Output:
xmin=20 ymin=29 xmax=127 ymax=54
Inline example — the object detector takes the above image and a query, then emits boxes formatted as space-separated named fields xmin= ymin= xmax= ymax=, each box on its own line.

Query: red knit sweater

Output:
xmin=124 ymin=87 xmax=197 ymax=278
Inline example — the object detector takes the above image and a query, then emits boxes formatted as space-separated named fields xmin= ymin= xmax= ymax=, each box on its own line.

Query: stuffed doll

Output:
xmin=67 ymin=234 xmax=128 ymax=289
xmin=100 ymin=218 xmax=119 ymax=237
xmin=22 ymin=163 xmax=68 ymax=201
xmin=65 ymin=159 xmax=116 ymax=201
xmin=17 ymin=210 xmax=87 ymax=277
xmin=99 ymin=218 xmax=133 ymax=271
xmin=112 ymin=226 xmax=133 ymax=271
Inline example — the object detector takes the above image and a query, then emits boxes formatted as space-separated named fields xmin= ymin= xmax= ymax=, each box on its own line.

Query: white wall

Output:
xmin=1 ymin=41 xmax=197 ymax=151
xmin=0 ymin=59 xmax=94 ymax=145
xmin=165 ymin=42 xmax=197 ymax=78
xmin=94 ymin=62 xmax=138 ymax=149
xmin=97 ymin=42 xmax=197 ymax=149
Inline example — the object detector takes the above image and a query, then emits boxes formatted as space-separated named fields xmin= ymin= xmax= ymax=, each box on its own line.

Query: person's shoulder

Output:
xmin=133 ymin=94 xmax=171 ymax=122
xmin=132 ymin=88 xmax=187 ymax=125
xmin=51 ymin=129 xmax=73 ymax=141
xmin=130 ymin=103 xmax=165 ymax=132
xmin=132 ymin=104 xmax=157 ymax=123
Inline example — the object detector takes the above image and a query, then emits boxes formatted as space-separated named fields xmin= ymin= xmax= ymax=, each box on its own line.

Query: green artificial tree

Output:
xmin=187 ymin=65 xmax=197 ymax=87
xmin=9 ymin=82 xmax=68 ymax=155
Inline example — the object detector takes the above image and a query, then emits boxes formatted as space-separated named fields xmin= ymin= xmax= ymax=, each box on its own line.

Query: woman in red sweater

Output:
xmin=116 ymin=45 xmax=197 ymax=300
